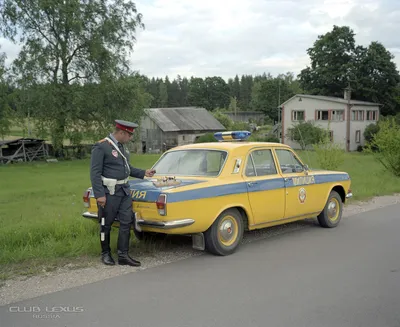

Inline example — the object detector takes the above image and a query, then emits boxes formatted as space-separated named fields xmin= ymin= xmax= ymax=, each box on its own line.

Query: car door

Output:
xmin=274 ymin=148 xmax=319 ymax=219
xmin=243 ymin=147 xmax=286 ymax=225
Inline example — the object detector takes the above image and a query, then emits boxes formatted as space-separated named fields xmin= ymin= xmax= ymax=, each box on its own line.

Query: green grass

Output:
xmin=0 ymin=154 xmax=160 ymax=280
xmin=1 ymin=151 xmax=400 ymax=280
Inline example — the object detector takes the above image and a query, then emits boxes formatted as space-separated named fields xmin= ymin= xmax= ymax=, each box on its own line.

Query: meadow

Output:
xmin=1 ymin=150 xmax=399 ymax=280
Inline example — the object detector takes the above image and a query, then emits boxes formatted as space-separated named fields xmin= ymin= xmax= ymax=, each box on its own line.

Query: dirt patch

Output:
xmin=1 ymin=193 xmax=399 ymax=306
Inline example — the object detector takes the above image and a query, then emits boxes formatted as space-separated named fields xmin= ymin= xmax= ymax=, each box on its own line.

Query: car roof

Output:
xmin=167 ymin=141 xmax=291 ymax=151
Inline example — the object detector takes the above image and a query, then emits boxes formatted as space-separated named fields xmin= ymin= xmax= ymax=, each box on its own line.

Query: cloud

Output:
xmin=129 ymin=0 xmax=400 ymax=79
xmin=1 ymin=0 xmax=399 ymax=80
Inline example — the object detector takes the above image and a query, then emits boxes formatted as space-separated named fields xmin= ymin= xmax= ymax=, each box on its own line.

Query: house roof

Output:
xmin=281 ymin=94 xmax=382 ymax=107
xmin=143 ymin=107 xmax=226 ymax=132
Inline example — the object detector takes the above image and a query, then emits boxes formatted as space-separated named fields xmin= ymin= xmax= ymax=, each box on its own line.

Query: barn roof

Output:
xmin=281 ymin=94 xmax=382 ymax=107
xmin=144 ymin=107 xmax=226 ymax=132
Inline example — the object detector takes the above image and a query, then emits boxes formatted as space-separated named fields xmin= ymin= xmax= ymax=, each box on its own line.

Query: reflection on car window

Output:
xmin=275 ymin=149 xmax=303 ymax=173
xmin=152 ymin=150 xmax=227 ymax=176
xmin=245 ymin=149 xmax=277 ymax=176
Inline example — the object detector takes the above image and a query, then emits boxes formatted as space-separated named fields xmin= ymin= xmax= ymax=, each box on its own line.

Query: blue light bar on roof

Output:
xmin=214 ymin=131 xmax=252 ymax=142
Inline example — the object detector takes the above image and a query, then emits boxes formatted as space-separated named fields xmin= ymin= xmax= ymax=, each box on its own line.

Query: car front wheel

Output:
xmin=317 ymin=190 xmax=343 ymax=228
xmin=204 ymin=208 xmax=244 ymax=256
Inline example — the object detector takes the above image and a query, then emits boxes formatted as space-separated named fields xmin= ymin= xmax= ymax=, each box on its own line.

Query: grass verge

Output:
xmin=1 ymin=151 xmax=400 ymax=280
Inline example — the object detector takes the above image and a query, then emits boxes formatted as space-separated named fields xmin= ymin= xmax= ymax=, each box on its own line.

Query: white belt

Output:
xmin=101 ymin=176 xmax=129 ymax=195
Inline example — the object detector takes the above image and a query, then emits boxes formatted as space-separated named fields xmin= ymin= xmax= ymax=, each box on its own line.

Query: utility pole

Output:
xmin=344 ymin=82 xmax=352 ymax=152
xmin=277 ymin=78 xmax=281 ymax=139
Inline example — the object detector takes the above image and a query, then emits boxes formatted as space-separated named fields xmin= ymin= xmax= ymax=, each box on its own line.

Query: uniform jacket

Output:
xmin=90 ymin=134 xmax=146 ymax=198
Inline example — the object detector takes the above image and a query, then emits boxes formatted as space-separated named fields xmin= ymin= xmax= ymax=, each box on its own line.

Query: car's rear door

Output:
xmin=243 ymin=147 xmax=286 ymax=225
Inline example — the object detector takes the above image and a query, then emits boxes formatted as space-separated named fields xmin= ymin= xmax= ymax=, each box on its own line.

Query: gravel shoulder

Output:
xmin=1 ymin=193 xmax=400 ymax=306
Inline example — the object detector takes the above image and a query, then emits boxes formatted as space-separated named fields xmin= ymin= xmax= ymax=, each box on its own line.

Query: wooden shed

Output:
xmin=0 ymin=138 xmax=49 ymax=164
xmin=139 ymin=106 xmax=226 ymax=153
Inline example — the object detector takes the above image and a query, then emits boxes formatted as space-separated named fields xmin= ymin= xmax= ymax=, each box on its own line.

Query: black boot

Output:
xmin=118 ymin=253 xmax=141 ymax=267
xmin=100 ymin=225 xmax=114 ymax=265
xmin=117 ymin=221 xmax=141 ymax=266
xmin=101 ymin=252 xmax=115 ymax=265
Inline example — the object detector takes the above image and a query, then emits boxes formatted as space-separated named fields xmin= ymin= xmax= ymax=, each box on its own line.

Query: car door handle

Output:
xmin=284 ymin=177 xmax=292 ymax=182
xmin=248 ymin=181 xmax=258 ymax=187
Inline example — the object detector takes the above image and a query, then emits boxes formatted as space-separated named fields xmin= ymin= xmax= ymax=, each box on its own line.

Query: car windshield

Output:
xmin=152 ymin=149 xmax=228 ymax=176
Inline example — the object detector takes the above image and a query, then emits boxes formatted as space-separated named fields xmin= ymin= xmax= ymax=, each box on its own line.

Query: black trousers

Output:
xmin=97 ymin=192 xmax=133 ymax=256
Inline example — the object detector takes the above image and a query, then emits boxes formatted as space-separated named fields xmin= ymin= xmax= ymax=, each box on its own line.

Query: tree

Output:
xmin=0 ymin=47 xmax=12 ymax=139
xmin=250 ymin=77 xmax=294 ymax=121
xmin=298 ymin=25 xmax=359 ymax=97
xmin=298 ymin=25 xmax=400 ymax=116
xmin=352 ymin=42 xmax=400 ymax=116
xmin=0 ymin=0 xmax=146 ymax=152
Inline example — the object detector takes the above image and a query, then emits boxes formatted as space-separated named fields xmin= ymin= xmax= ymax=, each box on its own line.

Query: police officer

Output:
xmin=90 ymin=119 xmax=155 ymax=266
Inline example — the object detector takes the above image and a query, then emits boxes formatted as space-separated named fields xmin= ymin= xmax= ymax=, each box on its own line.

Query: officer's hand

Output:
xmin=145 ymin=169 xmax=156 ymax=177
xmin=97 ymin=196 xmax=106 ymax=207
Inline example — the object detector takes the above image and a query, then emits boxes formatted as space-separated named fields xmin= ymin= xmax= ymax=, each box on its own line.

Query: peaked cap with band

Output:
xmin=115 ymin=119 xmax=138 ymax=134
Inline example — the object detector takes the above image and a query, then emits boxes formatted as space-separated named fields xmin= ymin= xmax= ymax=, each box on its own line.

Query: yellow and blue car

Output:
xmin=82 ymin=131 xmax=352 ymax=256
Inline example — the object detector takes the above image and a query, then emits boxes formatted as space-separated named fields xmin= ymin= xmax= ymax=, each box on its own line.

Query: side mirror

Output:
xmin=303 ymin=164 xmax=309 ymax=175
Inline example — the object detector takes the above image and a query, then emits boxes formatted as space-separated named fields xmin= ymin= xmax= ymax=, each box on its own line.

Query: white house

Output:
xmin=280 ymin=91 xmax=381 ymax=151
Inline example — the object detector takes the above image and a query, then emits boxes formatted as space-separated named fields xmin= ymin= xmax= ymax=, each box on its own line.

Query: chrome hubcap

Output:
xmin=328 ymin=200 xmax=337 ymax=218
xmin=219 ymin=220 xmax=235 ymax=242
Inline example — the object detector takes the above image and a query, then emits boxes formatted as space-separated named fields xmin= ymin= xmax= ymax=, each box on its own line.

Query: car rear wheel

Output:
xmin=317 ymin=190 xmax=343 ymax=228
xmin=204 ymin=208 xmax=244 ymax=256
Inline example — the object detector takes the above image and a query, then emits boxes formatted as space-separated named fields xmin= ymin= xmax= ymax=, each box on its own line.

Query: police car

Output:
xmin=83 ymin=131 xmax=352 ymax=256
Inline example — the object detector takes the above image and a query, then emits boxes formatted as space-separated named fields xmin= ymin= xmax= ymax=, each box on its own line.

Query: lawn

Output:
xmin=1 ymin=151 xmax=399 ymax=279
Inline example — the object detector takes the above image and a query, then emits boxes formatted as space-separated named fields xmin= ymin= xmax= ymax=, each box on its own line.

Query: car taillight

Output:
xmin=156 ymin=194 xmax=167 ymax=216
xmin=83 ymin=189 xmax=91 ymax=207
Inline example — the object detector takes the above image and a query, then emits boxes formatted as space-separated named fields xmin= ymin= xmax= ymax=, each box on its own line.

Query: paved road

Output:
xmin=2 ymin=204 xmax=400 ymax=327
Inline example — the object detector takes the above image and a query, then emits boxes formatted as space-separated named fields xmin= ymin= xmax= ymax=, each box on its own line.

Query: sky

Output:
xmin=1 ymin=0 xmax=399 ymax=81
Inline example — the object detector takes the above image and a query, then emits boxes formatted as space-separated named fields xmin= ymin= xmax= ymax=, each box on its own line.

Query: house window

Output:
xmin=331 ymin=110 xmax=344 ymax=121
xmin=355 ymin=130 xmax=361 ymax=143
xmin=291 ymin=110 xmax=304 ymax=121
xmin=351 ymin=110 xmax=364 ymax=121
xmin=316 ymin=110 xmax=329 ymax=120
xmin=367 ymin=110 xmax=378 ymax=121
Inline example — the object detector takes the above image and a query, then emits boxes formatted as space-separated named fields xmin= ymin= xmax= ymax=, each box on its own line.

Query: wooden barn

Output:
xmin=139 ymin=107 xmax=226 ymax=153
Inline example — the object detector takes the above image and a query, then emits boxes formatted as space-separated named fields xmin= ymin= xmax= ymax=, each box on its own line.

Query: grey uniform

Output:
xmin=90 ymin=134 xmax=146 ymax=256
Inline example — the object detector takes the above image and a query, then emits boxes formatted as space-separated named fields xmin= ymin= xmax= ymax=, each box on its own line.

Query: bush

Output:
xmin=195 ymin=133 xmax=217 ymax=143
xmin=365 ymin=118 xmax=400 ymax=177
xmin=212 ymin=112 xmax=233 ymax=130
xmin=364 ymin=123 xmax=380 ymax=145
xmin=287 ymin=121 xmax=326 ymax=150
xmin=312 ymin=127 xmax=345 ymax=171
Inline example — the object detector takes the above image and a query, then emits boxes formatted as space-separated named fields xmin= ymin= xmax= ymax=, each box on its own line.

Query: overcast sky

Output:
xmin=1 ymin=0 xmax=399 ymax=81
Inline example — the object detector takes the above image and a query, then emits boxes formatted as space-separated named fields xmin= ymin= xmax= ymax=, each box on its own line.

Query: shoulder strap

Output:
xmin=105 ymin=137 xmax=130 ymax=172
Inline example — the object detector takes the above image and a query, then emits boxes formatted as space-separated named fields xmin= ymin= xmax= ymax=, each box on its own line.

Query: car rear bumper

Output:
xmin=136 ymin=218 xmax=195 ymax=230
xmin=82 ymin=212 xmax=195 ymax=230
xmin=82 ymin=211 xmax=98 ymax=219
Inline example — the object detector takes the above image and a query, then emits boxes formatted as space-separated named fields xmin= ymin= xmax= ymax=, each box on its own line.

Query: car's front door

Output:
xmin=274 ymin=148 xmax=319 ymax=219
xmin=243 ymin=148 xmax=285 ymax=225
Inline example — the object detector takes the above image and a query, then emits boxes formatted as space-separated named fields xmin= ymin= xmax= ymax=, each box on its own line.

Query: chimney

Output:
xmin=343 ymin=83 xmax=352 ymax=100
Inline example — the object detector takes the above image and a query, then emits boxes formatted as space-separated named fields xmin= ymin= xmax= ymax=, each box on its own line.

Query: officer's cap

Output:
xmin=115 ymin=119 xmax=138 ymax=134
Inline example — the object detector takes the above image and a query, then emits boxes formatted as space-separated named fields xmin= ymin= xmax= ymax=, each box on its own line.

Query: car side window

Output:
xmin=245 ymin=149 xmax=277 ymax=177
xmin=275 ymin=149 xmax=304 ymax=173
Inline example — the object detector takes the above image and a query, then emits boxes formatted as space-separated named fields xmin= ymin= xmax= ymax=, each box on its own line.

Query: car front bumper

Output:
xmin=346 ymin=192 xmax=353 ymax=198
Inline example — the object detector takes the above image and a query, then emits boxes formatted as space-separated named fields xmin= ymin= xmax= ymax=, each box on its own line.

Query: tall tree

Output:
xmin=298 ymin=25 xmax=359 ymax=97
xmin=352 ymin=42 xmax=400 ymax=116
xmin=0 ymin=0 xmax=146 ymax=151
